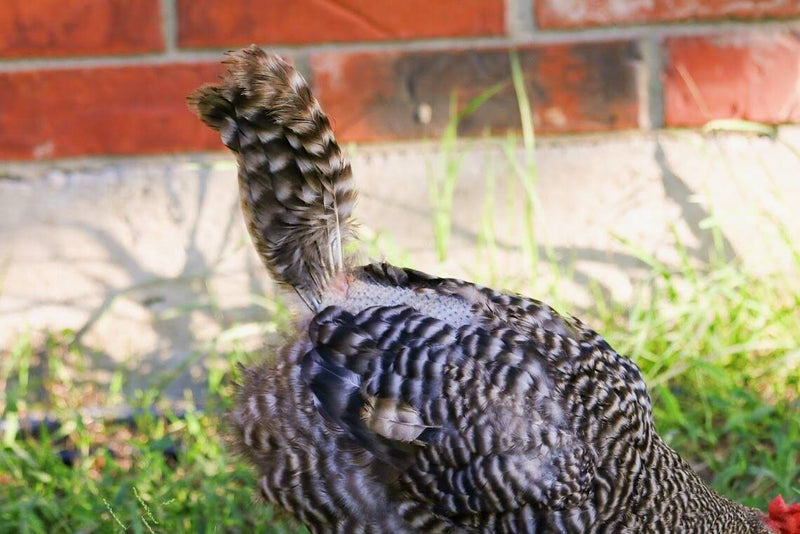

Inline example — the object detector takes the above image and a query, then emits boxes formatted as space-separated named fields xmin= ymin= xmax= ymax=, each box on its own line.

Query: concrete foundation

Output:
xmin=2 ymin=128 xmax=799 ymax=396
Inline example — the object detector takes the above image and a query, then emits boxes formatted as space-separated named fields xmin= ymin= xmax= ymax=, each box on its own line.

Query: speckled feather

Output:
xmin=188 ymin=46 xmax=356 ymax=309
xmin=190 ymin=47 xmax=776 ymax=534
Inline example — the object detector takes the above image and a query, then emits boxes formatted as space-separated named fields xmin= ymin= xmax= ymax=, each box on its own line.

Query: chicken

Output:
xmin=188 ymin=46 xmax=800 ymax=534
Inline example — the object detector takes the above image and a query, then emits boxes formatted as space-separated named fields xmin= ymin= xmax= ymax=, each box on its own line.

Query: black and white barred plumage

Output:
xmin=189 ymin=46 xmax=778 ymax=533
xmin=189 ymin=48 xmax=356 ymax=310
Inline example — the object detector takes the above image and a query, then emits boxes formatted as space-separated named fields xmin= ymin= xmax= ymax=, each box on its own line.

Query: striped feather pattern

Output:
xmin=188 ymin=46 xmax=356 ymax=309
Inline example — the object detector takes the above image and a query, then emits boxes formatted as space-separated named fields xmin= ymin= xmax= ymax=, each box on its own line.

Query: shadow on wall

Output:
xmin=69 ymin=167 xmax=271 ymax=400
xmin=1 ymin=129 xmax=799 ymax=401
xmin=0 ymin=159 xmax=274 ymax=401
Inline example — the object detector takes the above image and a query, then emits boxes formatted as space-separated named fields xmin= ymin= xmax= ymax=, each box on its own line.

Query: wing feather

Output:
xmin=301 ymin=303 xmax=596 ymax=519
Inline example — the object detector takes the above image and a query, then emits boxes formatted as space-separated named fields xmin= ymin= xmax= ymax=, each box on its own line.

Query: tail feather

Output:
xmin=188 ymin=46 xmax=357 ymax=308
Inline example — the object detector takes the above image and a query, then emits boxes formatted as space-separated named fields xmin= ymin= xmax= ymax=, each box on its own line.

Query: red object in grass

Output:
xmin=765 ymin=495 xmax=800 ymax=534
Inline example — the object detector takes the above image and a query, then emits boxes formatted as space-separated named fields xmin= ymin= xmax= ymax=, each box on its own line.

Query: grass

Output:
xmin=595 ymin=258 xmax=800 ymax=506
xmin=0 ymin=329 xmax=300 ymax=533
xmin=2 ymin=250 xmax=798 ymax=532
xmin=2 ymin=53 xmax=800 ymax=530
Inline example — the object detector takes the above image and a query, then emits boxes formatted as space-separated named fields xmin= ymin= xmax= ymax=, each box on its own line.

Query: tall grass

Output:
xmin=429 ymin=81 xmax=506 ymax=262
xmin=507 ymin=51 xmax=540 ymax=277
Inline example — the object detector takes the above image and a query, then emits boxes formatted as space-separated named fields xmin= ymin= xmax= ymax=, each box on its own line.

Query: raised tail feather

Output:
xmin=188 ymin=46 xmax=357 ymax=309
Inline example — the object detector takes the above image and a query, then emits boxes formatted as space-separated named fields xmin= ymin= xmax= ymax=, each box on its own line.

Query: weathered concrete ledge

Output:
xmin=2 ymin=128 xmax=799 ymax=395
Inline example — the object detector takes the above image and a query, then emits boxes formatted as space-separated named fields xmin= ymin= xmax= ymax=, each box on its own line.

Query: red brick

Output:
xmin=177 ymin=0 xmax=504 ymax=48
xmin=0 ymin=63 xmax=224 ymax=160
xmin=0 ymin=0 xmax=163 ymax=58
xmin=309 ymin=43 xmax=640 ymax=143
xmin=664 ymin=32 xmax=800 ymax=127
xmin=537 ymin=0 xmax=800 ymax=29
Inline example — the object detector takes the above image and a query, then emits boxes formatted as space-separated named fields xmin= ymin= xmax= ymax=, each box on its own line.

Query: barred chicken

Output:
xmin=189 ymin=46 xmax=799 ymax=533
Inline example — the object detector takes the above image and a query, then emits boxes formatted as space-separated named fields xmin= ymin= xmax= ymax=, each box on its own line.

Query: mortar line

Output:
xmin=160 ymin=0 xmax=179 ymax=54
xmin=645 ymin=37 xmax=665 ymax=130
xmin=6 ymin=125 xmax=800 ymax=172
xmin=506 ymin=0 xmax=518 ymax=38
xmin=507 ymin=0 xmax=537 ymax=41
xmin=0 ymin=18 xmax=798 ymax=73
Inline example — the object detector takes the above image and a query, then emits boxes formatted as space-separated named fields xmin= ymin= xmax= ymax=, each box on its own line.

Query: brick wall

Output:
xmin=0 ymin=0 xmax=798 ymax=161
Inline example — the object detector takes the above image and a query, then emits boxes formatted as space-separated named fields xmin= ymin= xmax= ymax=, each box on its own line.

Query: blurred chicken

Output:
xmin=189 ymin=46 xmax=800 ymax=534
